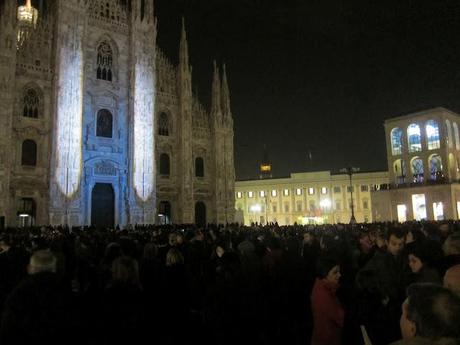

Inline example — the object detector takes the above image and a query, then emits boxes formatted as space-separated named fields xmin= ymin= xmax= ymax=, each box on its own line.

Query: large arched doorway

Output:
xmin=158 ymin=201 xmax=172 ymax=225
xmin=91 ymin=183 xmax=115 ymax=228
xmin=195 ymin=201 xmax=206 ymax=226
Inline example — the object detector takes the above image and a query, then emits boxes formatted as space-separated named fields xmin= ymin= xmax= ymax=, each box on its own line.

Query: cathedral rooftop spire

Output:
xmin=221 ymin=63 xmax=232 ymax=120
xmin=211 ymin=61 xmax=222 ymax=119
xmin=179 ymin=17 xmax=190 ymax=69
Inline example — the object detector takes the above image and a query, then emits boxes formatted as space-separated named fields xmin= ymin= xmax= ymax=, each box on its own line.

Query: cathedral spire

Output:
xmin=221 ymin=63 xmax=232 ymax=122
xmin=179 ymin=17 xmax=190 ymax=71
xmin=211 ymin=61 xmax=222 ymax=119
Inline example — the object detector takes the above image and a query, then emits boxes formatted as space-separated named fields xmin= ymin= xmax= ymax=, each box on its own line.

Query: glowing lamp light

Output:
xmin=250 ymin=204 xmax=262 ymax=213
xmin=260 ymin=164 xmax=271 ymax=172
xmin=19 ymin=214 xmax=29 ymax=218
xmin=320 ymin=199 xmax=332 ymax=208
xmin=17 ymin=0 xmax=38 ymax=25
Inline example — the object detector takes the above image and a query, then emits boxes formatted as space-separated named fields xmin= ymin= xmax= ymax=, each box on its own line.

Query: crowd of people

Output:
xmin=0 ymin=221 xmax=460 ymax=345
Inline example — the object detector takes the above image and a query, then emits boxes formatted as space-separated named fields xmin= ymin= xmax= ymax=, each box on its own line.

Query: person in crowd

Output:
xmin=356 ymin=227 xmax=408 ymax=345
xmin=406 ymin=241 xmax=441 ymax=284
xmin=311 ymin=256 xmax=344 ymax=345
xmin=442 ymin=232 xmax=460 ymax=273
xmin=391 ymin=283 xmax=460 ymax=345
xmin=100 ymin=256 xmax=145 ymax=345
xmin=0 ymin=250 xmax=73 ymax=345
xmin=444 ymin=264 xmax=460 ymax=297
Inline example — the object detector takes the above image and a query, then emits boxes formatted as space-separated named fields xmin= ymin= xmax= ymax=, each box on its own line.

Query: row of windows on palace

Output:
xmin=19 ymin=141 xmax=206 ymax=177
xmin=390 ymin=119 xmax=460 ymax=155
xmin=236 ymin=185 xmax=371 ymax=199
xmin=237 ymin=198 xmax=370 ymax=213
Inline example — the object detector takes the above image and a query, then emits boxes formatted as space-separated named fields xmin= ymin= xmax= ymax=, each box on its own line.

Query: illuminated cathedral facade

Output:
xmin=0 ymin=0 xmax=235 ymax=227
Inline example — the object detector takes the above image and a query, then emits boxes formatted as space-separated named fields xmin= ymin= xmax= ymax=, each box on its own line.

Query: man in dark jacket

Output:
xmin=0 ymin=250 xmax=74 ymax=345
xmin=356 ymin=227 xmax=408 ymax=345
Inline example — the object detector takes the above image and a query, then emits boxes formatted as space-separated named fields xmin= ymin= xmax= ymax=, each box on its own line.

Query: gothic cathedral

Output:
xmin=0 ymin=0 xmax=235 ymax=227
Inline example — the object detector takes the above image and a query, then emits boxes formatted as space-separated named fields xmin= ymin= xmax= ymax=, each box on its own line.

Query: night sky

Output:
xmin=155 ymin=0 xmax=460 ymax=180
xmin=16 ymin=1 xmax=460 ymax=179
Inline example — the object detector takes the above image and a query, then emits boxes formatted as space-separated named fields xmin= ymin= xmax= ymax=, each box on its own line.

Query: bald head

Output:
xmin=444 ymin=265 xmax=460 ymax=297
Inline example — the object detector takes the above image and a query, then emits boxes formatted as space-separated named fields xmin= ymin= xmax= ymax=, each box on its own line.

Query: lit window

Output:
xmin=446 ymin=120 xmax=453 ymax=148
xmin=308 ymin=187 xmax=315 ymax=195
xmin=363 ymin=200 xmax=369 ymax=209
xmin=284 ymin=203 xmax=289 ymax=212
xmin=271 ymin=190 xmax=277 ymax=197
xmin=321 ymin=187 xmax=327 ymax=194
xmin=309 ymin=201 xmax=316 ymax=211
xmin=454 ymin=122 xmax=460 ymax=150
xmin=296 ymin=188 xmax=302 ymax=195
xmin=260 ymin=190 xmax=266 ymax=198
xmin=361 ymin=185 xmax=369 ymax=192
xmin=272 ymin=205 xmax=277 ymax=213
xmin=426 ymin=120 xmax=440 ymax=150
xmin=407 ymin=123 xmax=422 ymax=152
xmin=433 ymin=202 xmax=444 ymax=220
xmin=236 ymin=192 xmax=242 ymax=199
xmin=248 ymin=191 xmax=254 ymax=198
xmin=391 ymin=127 xmax=403 ymax=155
xmin=333 ymin=186 xmax=341 ymax=193
xmin=283 ymin=189 xmax=289 ymax=196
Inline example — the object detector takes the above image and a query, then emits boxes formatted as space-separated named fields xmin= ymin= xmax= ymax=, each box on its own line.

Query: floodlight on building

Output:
xmin=320 ymin=199 xmax=332 ymax=208
xmin=250 ymin=204 xmax=262 ymax=213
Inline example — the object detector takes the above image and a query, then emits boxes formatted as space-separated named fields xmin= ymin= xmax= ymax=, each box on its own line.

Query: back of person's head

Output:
xmin=28 ymin=249 xmax=57 ymax=274
xmin=316 ymin=255 xmax=340 ymax=279
xmin=401 ymin=283 xmax=460 ymax=340
xmin=443 ymin=232 xmax=460 ymax=256
xmin=444 ymin=265 xmax=460 ymax=297
xmin=166 ymin=248 xmax=184 ymax=267
xmin=143 ymin=242 xmax=158 ymax=260
xmin=111 ymin=256 xmax=140 ymax=287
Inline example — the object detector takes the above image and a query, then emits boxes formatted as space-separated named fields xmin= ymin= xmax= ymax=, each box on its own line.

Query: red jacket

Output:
xmin=311 ymin=278 xmax=345 ymax=345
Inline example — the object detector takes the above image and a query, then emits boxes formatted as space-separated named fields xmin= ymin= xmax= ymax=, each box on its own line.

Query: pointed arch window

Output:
xmin=158 ymin=112 xmax=170 ymax=136
xmin=159 ymin=153 xmax=170 ymax=176
xmin=23 ymin=88 xmax=39 ymax=118
xmin=195 ymin=157 xmax=204 ymax=177
xmin=21 ymin=140 xmax=37 ymax=166
xmin=96 ymin=41 xmax=113 ymax=82
xmin=407 ymin=124 xmax=422 ymax=152
xmin=96 ymin=109 xmax=113 ymax=138
xmin=390 ymin=128 xmax=403 ymax=155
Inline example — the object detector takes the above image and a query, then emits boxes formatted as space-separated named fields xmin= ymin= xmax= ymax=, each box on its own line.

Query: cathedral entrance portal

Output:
xmin=91 ymin=183 xmax=115 ymax=228
xmin=194 ymin=202 xmax=206 ymax=226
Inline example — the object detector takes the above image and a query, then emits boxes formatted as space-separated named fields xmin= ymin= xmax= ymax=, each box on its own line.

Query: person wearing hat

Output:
xmin=311 ymin=256 xmax=344 ymax=345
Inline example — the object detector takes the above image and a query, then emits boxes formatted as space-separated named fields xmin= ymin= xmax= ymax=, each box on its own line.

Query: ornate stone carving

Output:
xmin=94 ymin=160 xmax=117 ymax=176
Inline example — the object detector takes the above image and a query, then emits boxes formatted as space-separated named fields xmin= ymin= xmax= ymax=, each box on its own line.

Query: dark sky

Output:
xmin=155 ymin=0 xmax=460 ymax=180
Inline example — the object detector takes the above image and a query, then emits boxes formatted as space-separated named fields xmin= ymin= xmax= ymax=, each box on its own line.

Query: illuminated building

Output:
xmin=235 ymin=170 xmax=388 ymax=225
xmin=0 ymin=0 xmax=235 ymax=227
xmin=372 ymin=107 xmax=460 ymax=222
xmin=259 ymin=147 xmax=272 ymax=179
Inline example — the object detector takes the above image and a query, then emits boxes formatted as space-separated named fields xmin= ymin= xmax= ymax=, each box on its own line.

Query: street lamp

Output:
xmin=340 ymin=166 xmax=360 ymax=224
